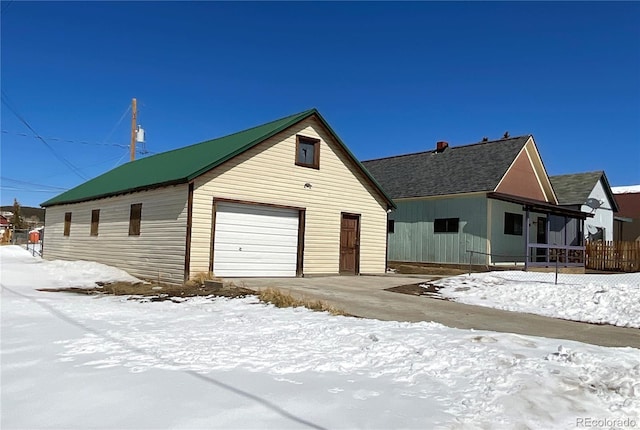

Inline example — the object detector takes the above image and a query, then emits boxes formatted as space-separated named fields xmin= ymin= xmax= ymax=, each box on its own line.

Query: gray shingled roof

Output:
xmin=361 ymin=136 xmax=530 ymax=199
xmin=550 ymin=171 xmax=619 ymax=211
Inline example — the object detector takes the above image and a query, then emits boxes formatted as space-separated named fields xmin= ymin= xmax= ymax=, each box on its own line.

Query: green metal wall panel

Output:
xmin=388 ymin=195 xmax=487 ymax=265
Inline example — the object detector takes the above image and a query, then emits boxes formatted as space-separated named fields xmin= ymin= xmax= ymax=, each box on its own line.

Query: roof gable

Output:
xmin=494 ymin=143 xmax=547 ymax=201
xmin=362 ymin=135 xmax=531 ymax=199
xmin=42 ymin=110 xmax=394 ymax=208
xmin=550 ymin=171 xmax=619 ymax=211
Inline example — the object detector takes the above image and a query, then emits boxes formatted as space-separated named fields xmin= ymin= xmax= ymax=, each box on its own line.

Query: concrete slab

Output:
xmin=227 ymin=275 xmax=640 ymax=349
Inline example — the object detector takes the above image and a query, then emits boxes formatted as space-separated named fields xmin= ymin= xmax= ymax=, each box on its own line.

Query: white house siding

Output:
xmin=43 ymin=184 xmax=189 ymax=284
xmin=189 ymin=116 xmax=388 ymax=277
xmin=582 ymin=179 xmax=614 ymax=241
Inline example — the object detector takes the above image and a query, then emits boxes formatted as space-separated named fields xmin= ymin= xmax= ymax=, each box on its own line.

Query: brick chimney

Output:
xmin=436 ymin=141 xmax=449 ymax=152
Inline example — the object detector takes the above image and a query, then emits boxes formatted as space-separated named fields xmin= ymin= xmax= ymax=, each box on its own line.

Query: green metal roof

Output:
xmin=42 ymin=109 xmax=395 ymax=208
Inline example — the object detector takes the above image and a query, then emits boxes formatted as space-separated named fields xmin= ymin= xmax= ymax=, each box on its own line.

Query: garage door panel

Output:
xmin=216 ymin=233 xmax=298 ymax=249
xmin=215 ymin=242 xmax=299 ymax=254
xmin=214 ymin=266 xmax=295 ymax=277
xmin=216 ymin=216 xmax=298 ymax=230
xmin=214 ymin=252 xmax=298 ymax=264
xmin=215 ymin=224 xmax=298 ymax=238
xmin=216 ymin=226 xmax=298 ymax=245
xmin=213 ymin=202 xmax=300 ymax=277
xmin=216 ymin=205 xmax=298 ymax=220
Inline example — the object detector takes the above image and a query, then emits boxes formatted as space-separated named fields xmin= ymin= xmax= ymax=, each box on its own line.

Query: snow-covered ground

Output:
xmin=2 ymin=246 xmax=639 ymax=429
xmin=431 ymin=271 xmax=640 ymax=328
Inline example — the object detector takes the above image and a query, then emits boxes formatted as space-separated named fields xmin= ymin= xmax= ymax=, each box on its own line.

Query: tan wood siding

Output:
xmin=190 ymin=117 xmax=388 ymax=276
xmin=43 ymin=184 xmax=189 ymax=284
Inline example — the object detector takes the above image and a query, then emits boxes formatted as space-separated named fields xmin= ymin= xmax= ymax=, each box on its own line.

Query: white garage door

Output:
xmin=213 ymin=202 xmax=299 ymax=277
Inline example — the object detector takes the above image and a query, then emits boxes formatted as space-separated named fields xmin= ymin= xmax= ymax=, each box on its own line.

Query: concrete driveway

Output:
xmin=228 ymin=275 xmax=640 ymax=349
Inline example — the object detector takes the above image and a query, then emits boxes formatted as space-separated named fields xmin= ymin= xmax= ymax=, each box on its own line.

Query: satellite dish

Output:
xmin=585 ymin=198 xmax=602 ymax=210
xmin=586 ymin=224 xmax=599 ymax=235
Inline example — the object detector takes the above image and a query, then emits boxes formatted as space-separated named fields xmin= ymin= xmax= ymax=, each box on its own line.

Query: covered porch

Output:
xmin=488 ymin=192 xmax=589 ymax=269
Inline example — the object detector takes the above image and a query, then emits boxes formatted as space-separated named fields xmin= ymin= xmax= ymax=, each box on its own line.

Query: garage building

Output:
xmin=41 ymin=109 xmax=394 ymax=283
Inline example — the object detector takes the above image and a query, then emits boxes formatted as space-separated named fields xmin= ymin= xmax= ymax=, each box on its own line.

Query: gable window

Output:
xmin=387 ymin=219 xmax=395 ymax=233
xmin=90 ymin=209 xmax=100 ymax=236
xmin=434 ymin=218 xmax=459 ymax=233
xmin=129 ymin=203 xmax=142 ymax=236
xmin=295 ymin=135 xmax=320 ymax=169
xmin=504 ymin=212 xmax=523 ymax=235
xmin=63 ymin=212 xmax=72 ymax=236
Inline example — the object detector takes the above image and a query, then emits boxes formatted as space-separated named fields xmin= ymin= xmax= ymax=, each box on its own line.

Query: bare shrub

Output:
xmin=258 ymin=287 xmax=347 ymax=316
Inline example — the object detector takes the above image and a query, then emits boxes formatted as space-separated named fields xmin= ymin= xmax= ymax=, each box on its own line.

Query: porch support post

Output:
xmin=580 ymin=217 xmax=586 ymax=266
xmin=564 ymin=216 xmax=568 ymax=263
xmin=545 ymin=213 xmax=551 ymax=265
xmin=524 ymin=207 xmax=530 ymax=271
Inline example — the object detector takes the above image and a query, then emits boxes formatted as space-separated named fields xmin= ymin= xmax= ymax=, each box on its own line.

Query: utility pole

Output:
xmin=130 ymin=98 xmax=137 ymax=161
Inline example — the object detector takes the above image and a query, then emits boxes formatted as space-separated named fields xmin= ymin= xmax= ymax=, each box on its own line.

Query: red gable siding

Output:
xmin=495 ymin=150 xmax=547 ymax=202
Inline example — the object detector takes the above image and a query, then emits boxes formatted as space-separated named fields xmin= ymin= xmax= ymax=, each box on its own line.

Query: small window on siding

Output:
xmin=504 ymin=212 xmax=523 ymax=235
xmin=63 ymin=212 xmax=72 ymax=236
xmin=129 ymin=203 xmax=142 ymax=236
xmin=387 ymin=220 xmax=395 ymax=233
xmin=434 ymin=218 xmax=459 ymax=233
xmin=295 ymin=135 xmax=320 ymax=169
xmin=90 ymin=209 xmax=100 ymax=236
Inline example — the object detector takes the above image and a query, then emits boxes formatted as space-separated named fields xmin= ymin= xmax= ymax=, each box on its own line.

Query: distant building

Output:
xmin=612 ymin=186 xmax=640 ymax=242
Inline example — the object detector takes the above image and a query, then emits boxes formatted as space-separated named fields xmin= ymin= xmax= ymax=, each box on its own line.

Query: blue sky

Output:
xmin=2 ymin=1 xmax=639 ymax=208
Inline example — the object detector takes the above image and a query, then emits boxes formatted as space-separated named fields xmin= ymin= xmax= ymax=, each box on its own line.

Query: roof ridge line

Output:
xmin=550 ymin=170 xmax=604 ymax=177
xmin=192 ymin=108 xmax=316 ymax=145
xmin=126 ymin=108 xmax=317 ymax=164
xmin=363 ymin=134 xmax=531 ymax=163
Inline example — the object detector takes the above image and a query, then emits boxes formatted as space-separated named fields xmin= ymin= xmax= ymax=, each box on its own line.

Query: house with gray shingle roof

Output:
xmin=550 ymin=171 xmax=618 ymax=241
xmin=362 ymin=136 xmax=589 ymax=269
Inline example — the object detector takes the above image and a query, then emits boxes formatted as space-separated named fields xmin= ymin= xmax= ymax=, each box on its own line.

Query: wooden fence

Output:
xmin=585 ymin=240 xmax=640 ymax=272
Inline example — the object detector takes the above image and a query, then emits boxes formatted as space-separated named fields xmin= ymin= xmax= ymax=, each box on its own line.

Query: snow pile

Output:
xmin=431 ymin=271 xmax=640 ymax=327
xmin=2 ymin=248 xmax=639 ymax=429
xmin=1 ymin=245 xmax=140 ymax=289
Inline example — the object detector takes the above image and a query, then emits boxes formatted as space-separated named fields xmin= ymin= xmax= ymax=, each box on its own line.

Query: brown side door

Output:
xmin=340 ymin=213 xmax=360 ymax=274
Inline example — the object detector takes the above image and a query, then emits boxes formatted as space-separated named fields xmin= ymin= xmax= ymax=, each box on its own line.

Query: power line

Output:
xmin=2 ymin=130 xmax=155 ymax=155
xmin=101 ymin=104 xmax=131 ymax=145
xmin=1 ymin=130 xmax=130 ymax=148
xmin=1 ymin=90 xmax=87 ymax=180
xmin=1 ymin=177 xmax=68 ymax=191
xmin=0 ymin=187 xmax=64 ymax=193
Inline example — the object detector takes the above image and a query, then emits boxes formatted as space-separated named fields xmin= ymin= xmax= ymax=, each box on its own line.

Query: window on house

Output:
xmin=434 ymin=218 xmax=459 ymax=233
xmin=90 ymin=209 xmax=100 ymax=236
xmin=504 ymin=212 xmax=523 ymax=235
xmin=129 ymin=203 xmax=142 ymax=236
xmin=388 ymin=219 xmax=395 ymax=233
xmin=295 ymin=135 xmax=320 ymax=169
xmin=63 ymin=212 xmax=72 ymax=236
